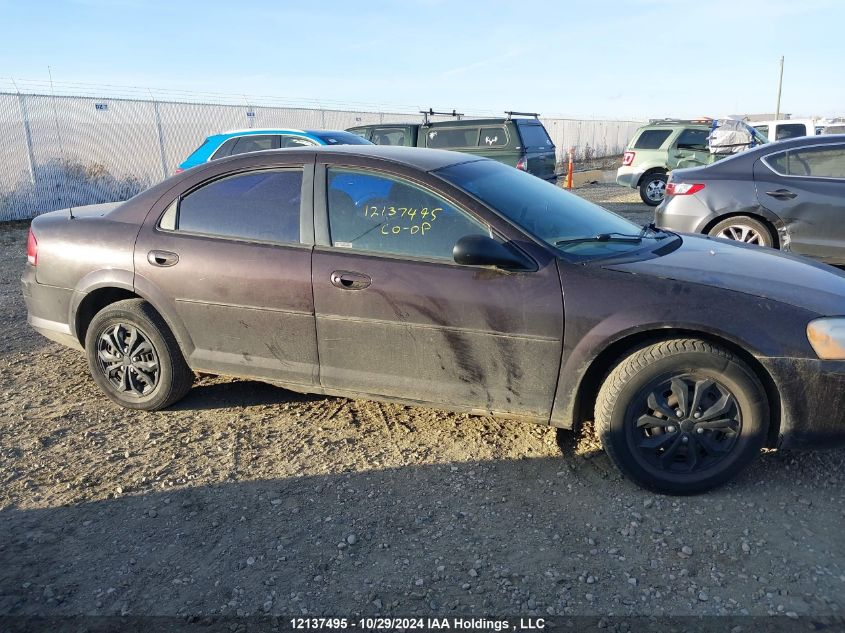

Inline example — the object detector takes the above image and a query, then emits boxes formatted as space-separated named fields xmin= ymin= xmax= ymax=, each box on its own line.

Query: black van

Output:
xmin=348 ymin=112 xmax=557 ymax=181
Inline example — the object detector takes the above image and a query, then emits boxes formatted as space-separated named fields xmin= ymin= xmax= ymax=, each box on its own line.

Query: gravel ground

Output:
xmin=1 ymin=185 xmax=844 ymax=625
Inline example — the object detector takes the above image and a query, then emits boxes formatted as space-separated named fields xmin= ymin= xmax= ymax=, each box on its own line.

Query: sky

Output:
xmin=1 ymin=0 xmax=843 ymax=120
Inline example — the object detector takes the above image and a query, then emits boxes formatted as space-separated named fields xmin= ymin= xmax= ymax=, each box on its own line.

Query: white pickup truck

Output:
xmin=751 ymin=118 xmax=826 ymax=141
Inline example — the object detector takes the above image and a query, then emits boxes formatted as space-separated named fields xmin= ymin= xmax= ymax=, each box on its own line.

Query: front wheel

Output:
xmin=85 ymin=299 xmax=193 ymax=410
xmin=639 ymin=173 xmax=667 ymax=206
xmin=595 ymin=339 xmax=768 ymax=494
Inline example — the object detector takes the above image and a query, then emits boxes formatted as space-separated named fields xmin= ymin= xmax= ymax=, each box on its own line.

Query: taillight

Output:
xmin=174 ymin=167 xmax=184 ymax=174
xmin=666 ymin=182 xmax=705 ymax=196
xmin=516 ymin=157 xmax=528 ymax=171
xmin=622 ymin=151 xmax=635 ymax=166
xmin=27 ymin=228 xmax=37 ymax=266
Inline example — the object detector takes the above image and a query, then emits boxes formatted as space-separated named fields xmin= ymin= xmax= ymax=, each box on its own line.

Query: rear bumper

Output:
xmin=21 ymin=267 xmax=81 ymax=351
xmin=654 ymin=195 xmax=716 ymax=234
xmin=761 ymin=356 xmax=845 ymax=449
xmin=616 ymin=166 xmax=644 ymax=189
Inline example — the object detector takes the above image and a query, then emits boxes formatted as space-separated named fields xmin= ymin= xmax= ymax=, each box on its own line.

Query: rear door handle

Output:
xmin=330 ymin=270 xmax=371 ymax=290
xmin=147 ymin=250 xmax=179 ymax=267
xmin=765 ymin=189 xmax=797 ymax=200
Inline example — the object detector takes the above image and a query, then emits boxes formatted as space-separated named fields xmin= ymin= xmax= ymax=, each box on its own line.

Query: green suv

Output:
xmin=348 ymin=112 xmax=557 ymax=181
xmin=617 ymin=120 xmax=715 ymax=206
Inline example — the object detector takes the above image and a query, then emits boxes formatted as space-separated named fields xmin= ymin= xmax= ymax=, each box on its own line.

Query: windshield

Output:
xmin=310 ymin=131 xmax=373 ymax=145
xmin=435 ymin=160 xmax=665 ymax=260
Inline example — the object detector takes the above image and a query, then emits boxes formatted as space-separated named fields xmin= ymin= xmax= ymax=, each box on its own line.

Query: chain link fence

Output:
xmin=0 ymin=90 xmax=642 ymax=221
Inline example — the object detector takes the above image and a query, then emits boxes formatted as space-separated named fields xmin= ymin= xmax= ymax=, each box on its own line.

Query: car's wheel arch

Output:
xmin=636 ymin=167 xmax=668 ymax=187
xmin=559 ymin=327 xmax=782 ymax=448
xmin=700 ymin=210 xmax=782 ymax=248
xmin=71 ymin=274 xmax=194 ymax=358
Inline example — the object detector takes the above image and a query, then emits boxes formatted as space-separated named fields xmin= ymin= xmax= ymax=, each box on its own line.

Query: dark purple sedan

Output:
xmin=21 ymin=145 xmax=845 ymax=493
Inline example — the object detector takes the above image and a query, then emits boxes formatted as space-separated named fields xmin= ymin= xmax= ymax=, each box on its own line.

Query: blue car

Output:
xmin=176 ymin=128 xmax=372 ymax=173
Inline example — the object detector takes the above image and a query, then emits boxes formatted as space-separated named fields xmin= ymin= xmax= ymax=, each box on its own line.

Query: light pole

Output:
xmin=775 ymin=56 xmax=784 ymax=120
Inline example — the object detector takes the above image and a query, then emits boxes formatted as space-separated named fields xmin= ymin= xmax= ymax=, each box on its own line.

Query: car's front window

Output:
xmin=436 ymin=160 xmax=670 ymax=260
xmin=326 ymin=167 xmax=489 ymax=260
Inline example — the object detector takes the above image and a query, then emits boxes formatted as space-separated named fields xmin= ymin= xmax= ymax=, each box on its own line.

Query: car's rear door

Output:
xmin=134 ymin=154 xmax=319 ymax=386
xmin=755 ymin=142 xmax=845 ymax=263
xmin=667 ymin=128 xmax=711 ymax=169
xmin=310 ymin=155 xmax=564 ymax=419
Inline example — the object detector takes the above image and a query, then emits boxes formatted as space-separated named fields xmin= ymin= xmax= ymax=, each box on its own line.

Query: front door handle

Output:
xmin=330 ymin=270 xmax=371 ymax=290
xmin=765 ymin=189 xmax=797 ymax=200
xmin=147 ymin=250 xmax=179 ymax=267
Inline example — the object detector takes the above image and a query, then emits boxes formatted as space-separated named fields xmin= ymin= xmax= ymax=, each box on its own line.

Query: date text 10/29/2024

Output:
xmin=290 ymin=617 xmax=546 ymax=631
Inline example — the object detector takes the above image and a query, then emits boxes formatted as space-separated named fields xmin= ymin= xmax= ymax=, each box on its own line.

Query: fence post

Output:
xmin=17 ymin=94 xmax=37 ymax=184
xmin=152 ymin=100 xmax=169 ymax=179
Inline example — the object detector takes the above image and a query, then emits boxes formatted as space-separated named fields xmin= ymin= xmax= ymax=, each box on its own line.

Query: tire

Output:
xmin=595 ymin=339 xmax=768 ymax=494
xmin=708 ymin=216 xmax=774 ymax=248
xmin=85 ymin=299 xmax=193 ymax=411
xmin=638 ymin=172 xmax=667 ymax=206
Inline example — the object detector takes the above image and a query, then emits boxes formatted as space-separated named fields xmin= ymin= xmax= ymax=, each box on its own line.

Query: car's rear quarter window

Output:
xmin=633 ymin=129 xmax=672 ymax=149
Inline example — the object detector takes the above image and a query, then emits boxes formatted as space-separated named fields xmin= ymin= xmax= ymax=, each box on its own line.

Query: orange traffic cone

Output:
xmin=565 ymin=148 xmax=574 ymax=190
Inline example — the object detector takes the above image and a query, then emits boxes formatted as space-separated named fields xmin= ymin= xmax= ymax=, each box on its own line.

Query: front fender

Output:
xmin=549 ymin=265 xmax=818 ymax=430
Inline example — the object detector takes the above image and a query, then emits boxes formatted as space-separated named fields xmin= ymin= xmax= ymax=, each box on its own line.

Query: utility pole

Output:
xmin=775 ymin=56 xmax=784 ymax=120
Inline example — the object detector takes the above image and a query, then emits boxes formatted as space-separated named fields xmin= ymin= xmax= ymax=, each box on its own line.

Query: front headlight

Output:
xmin=807 ymin=318 xmax=845 ymax=359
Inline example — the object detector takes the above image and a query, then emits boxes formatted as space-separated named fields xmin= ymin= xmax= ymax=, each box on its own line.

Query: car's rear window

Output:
xmin=518 ymin=123 xmax=554 ymax=150
xmin=633 ymin=129 xmax=672 ymax=149
xmin=310 ymin=131 xmax=372 ymax=145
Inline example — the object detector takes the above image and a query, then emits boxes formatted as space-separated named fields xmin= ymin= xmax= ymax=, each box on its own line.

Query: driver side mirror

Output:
xmin=453 ymin=235 xmax=532 ymax=271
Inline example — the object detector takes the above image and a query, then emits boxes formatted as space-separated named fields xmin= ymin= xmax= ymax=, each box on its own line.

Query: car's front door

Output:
xmin=134 ymin=160 xmax=319 ymax=387
xmin=755 ymin=142 xmax=845 ymax=263
xmin=310 ymin=159 xmax=564 ymax=419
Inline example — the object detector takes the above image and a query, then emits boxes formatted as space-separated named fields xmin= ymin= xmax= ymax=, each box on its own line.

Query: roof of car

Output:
xmin=218 ymin=128 xmax=306 ymax=136
xmin=753 ymin=132 xmax=845 ymax=152
xmin=320 ymin=145 xmax=487 ymax=170
xmin=216 ymin=144 xmax=484 ymax=172
xmin=216 ymin=128 xmax=353 ymax=137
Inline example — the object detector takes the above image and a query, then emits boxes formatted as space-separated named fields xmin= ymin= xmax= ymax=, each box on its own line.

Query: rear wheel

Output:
xmin=595 ymin=339 xmax=768 ymax=494
xmin=85 ymin=299 xmax=193 ymax=410
xmin=639 ymin=172 xmax=667 ymax=206
xmin=708 ymin=216 xmax=774 ymax=248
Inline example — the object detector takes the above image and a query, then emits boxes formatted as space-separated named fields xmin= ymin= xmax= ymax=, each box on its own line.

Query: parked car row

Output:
xmin=176 ymin=112 xmax=559 ymax=183
xmin=617 ymin=118 xmax=768 ymax=206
